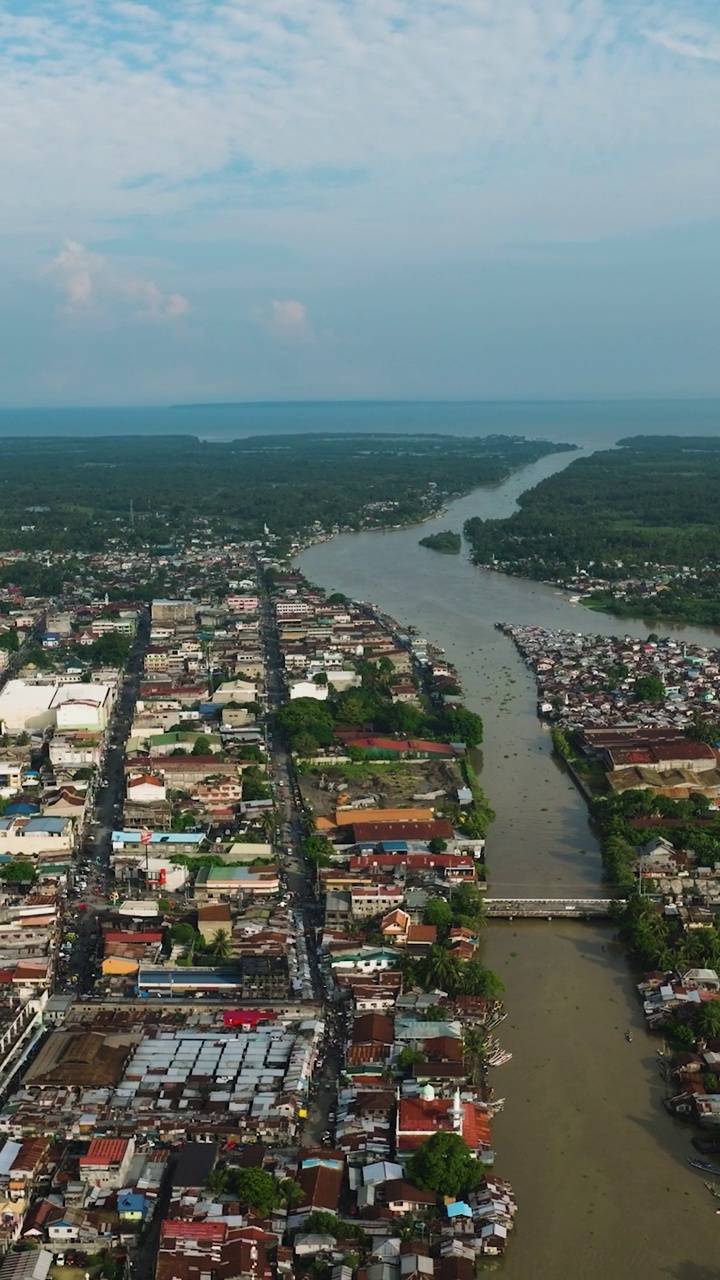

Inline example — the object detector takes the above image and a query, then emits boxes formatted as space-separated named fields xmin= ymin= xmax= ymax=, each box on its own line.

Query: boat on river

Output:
xmin=688 ymin=1158 xmax=720 ymax=1176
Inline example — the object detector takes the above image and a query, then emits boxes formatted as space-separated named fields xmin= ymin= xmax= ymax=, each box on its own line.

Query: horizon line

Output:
xmin=2 ymin=394 xmax=720 ymax=412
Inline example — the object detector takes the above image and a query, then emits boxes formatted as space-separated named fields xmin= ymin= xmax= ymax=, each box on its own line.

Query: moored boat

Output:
xmin=688 ymin=1157 xmax=720 ymax=1175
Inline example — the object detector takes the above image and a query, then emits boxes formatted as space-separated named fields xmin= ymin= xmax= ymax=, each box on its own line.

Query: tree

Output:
xmin=406 ymin=1131 xmax=481 ymax=1198
xmin=211 ymin=929 xmax=232 ymax=960
xmin=277 ymin=1178 xmax=304 ymax=1209
xmin=192 ymin=734 xmax=213 ymax=756
xmin=460 ymin=956 xmax=504 ymax=998
xmin=90 ymin=631 xmax=131 ymax=667
xmin=421 ymin=944 xmax=461 ymax=994
xmin=436 ymin=706 xmax=483 ymax=748
xmin=428 ymin=838 xmax=447 ymax=855
xmin=397 ymin=950 xmax=419 ymax=991
xmin=0 ymin=861 xmax=35 ymax=884
xmin=259 ymin=810 xmax=276 ymax=841
xmin=302 ymin=833 xmax=335 ymax=866
xmin=233 ymin=1167 xmax=282 ymax=1216
xmin=633 ymin=674 xmax=665 ymax=703
xmin=423 ymin=897 xmax=453 ymax=929
xmin=293 ymin=731 xmax=320 ymax=758
xmin=451 ymin=882 xmax=486 ymax=930
xmin=276 ymin=698 xmax=335 ymax=750
xmin=242 ymin=766 xmax=271 ymax=801
xmin=0 ymin=630 xmax=19 ymax=654
xmin=304 ymin=1211 xmax=357 ymax=1240
xmin=696 ymin=1000 xmax=720 ymax=1040
xmin=205 ymin=1166 xmax=229 ymax=1197
xmin=397 ymin=1047 xmax=426 ymax=1072
xmin=170 ymin=922 xmax=197 ymax=946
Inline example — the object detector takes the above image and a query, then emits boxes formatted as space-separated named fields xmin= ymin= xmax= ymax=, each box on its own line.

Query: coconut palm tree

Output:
xmin=259 ymin=809 xmax=276 ymax=842
xmin=277 ymin=1178 xmax=303 ymax=1209
xmin=422 ymin=944 xmax=461 ymax=995
xmin=211 ymin=929 xmax=232 ymax=960
xmin=463 ymin=1027 xmax=486 ymax=1084
xmin=397 ymin=950 xmax=418 ymax=992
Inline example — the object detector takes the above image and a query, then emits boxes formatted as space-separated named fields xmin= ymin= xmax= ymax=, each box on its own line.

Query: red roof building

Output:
xmin=79 ymin=1137 xmax=134 ymax=1188
xmin=396 ymin=1094 xmax=491 ymax=1156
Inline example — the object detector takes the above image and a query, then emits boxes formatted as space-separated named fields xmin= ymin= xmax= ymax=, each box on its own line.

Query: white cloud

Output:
xmin=646 ymin=27 xmax=720 ymax=63
xmin=48 ymin=238 xmax=190 ymax=321
xmin=0 ymin=1 xmax=719 ymax=254
xmin=268 ymin=299 xmax=309 ymax=338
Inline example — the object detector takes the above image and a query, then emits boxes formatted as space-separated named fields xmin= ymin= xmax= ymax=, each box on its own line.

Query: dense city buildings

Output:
xmin=0 ymin=536 xmax=516 ymax=1277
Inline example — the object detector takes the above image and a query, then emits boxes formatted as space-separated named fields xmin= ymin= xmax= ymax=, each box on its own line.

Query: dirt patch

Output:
xmin=299 ymin=757 xmax=464 ymax=818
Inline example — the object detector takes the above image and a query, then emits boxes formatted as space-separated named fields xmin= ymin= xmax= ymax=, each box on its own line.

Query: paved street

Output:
xmin=59 ymin=610 xmax=150 ymax=995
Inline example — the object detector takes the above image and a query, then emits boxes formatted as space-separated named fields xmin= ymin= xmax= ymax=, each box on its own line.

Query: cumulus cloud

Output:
xmin=268 ymin=299 xmax=309 ymax=338
xmin=48 ymin=239 xmax=190 ymax=321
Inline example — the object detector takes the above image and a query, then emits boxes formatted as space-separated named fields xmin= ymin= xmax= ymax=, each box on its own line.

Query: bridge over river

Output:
xmin=485 ymin=898 xmax=619 ymax=920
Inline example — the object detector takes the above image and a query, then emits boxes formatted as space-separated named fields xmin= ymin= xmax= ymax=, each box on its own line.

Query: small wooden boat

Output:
xmin=688 ymin=1158 xmax=720 ymax=1176
xmin=704 ymin=1181 xmax=720 ymax=1199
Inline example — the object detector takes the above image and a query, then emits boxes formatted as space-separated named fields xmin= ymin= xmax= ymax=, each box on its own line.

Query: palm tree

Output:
xmin=463 ymin=1028 xmax=486 ymax=1084
xmin=422 ymin=945 xmax=461 ymax=995
xmin=397 ymin=950 xmax=418 ymax=993
xmin=211 ymin=929 xmax=232 ymax=960
xmin=259 ymin=809 xmax=276 ymax=842
xmin=277 ymin=1178 xmax=304 ymax=1209
xmin=206 ymin=1166 xmax=229 ymax=1197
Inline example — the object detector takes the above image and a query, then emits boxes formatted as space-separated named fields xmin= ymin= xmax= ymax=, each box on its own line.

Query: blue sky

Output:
xmin=2 ymin=0 xmax=720 ymax=405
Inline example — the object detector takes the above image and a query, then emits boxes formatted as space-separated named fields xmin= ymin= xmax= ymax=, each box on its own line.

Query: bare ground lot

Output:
xmin=298 ymin=758 xmax=464 ymax=819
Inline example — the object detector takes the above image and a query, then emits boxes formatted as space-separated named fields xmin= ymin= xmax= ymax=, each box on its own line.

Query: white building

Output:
xmin=0 ymin=764 xmax=23 ymax=799
xmin=0 ymin=680 xmax=114 ymax=734
xmin=0 ymin=816 xmax=74 ymax=855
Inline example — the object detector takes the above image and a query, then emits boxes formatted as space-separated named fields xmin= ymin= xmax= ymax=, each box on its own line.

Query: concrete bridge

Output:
xmin=485 ymin=897 xmax=619 ymax=920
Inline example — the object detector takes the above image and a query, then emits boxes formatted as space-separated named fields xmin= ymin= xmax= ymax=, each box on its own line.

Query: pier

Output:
xmin=485 ymin=897 xmax=618 ymax=920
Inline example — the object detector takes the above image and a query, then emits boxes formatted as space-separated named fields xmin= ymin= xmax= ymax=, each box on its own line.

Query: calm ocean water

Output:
xmin=0 ymin=399 xmax=719 ymax=448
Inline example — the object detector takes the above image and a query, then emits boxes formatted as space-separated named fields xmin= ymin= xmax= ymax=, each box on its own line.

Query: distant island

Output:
xmin=419 ymin=530 xmax=462 ymax=555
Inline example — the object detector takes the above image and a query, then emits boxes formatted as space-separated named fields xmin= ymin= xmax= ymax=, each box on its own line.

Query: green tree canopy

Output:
xmin=696 ymin=1001 xmax=720 ymax=1040
xmin=170 ymin=922 xmax=197 ymax=946
xmin=211 ymin=929 xmax=232 ymax=960
xmin=633 ymin=674 xmax=666 ymax=703
xmin=233 ymin=1167 xmax=282 ymax=1216
xmin=277 ymin=698 xmax=335 ymax=750
xmin=436 ymin=706 xmax=483 ymax=748
xmin=406 ymin=1131 xmax=482 ymax=1198
xmin=302 ymin=833 xmax=335 ymax=866
xmin=397 ymin=1047 xmax=426 ymax=1071
xmin=90 ymin=631 xmax=132 ymax=667
xmin=423 ymin=897 xmax=453 ymax=929
xmin=0 ymin=861 xmax=36 ymax=883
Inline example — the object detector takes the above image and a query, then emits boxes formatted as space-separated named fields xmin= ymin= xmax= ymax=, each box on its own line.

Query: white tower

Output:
xmin=452 ymin=1087 xmax=463 ymax=1133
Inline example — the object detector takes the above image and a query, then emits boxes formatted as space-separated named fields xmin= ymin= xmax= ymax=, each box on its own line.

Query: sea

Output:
xmin=1 ymin=398 xmax=720 ymax=448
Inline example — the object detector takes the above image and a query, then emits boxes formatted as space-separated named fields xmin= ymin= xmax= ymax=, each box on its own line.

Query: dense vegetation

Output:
xmin=406 ymin=1131 xmax=482 ymax=1198
xmin=463 ymin=436 xmax=720 ymax=623
xmin=0 ymin=432 xmax=571 ymax=555
xmin=581 ymin=785 xmax=720 ymax=991
xmin=418 ymin=530 xmax=462 ymax=555
xmin=276 ymin=659 xmax=484 ymax=757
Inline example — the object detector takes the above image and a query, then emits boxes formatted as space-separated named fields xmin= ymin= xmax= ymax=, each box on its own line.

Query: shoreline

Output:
xmin=296 ymin=461 xmax=720 ymax=1273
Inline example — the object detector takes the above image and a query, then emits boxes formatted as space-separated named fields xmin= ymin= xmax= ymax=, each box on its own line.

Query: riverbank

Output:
xmin=297 ymin=453 xmax=720 ymax=1276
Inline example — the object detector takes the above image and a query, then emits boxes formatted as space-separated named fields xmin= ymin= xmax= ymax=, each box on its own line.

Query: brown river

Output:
xmin=298 ymin=449 xmax=720 ymax=1278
